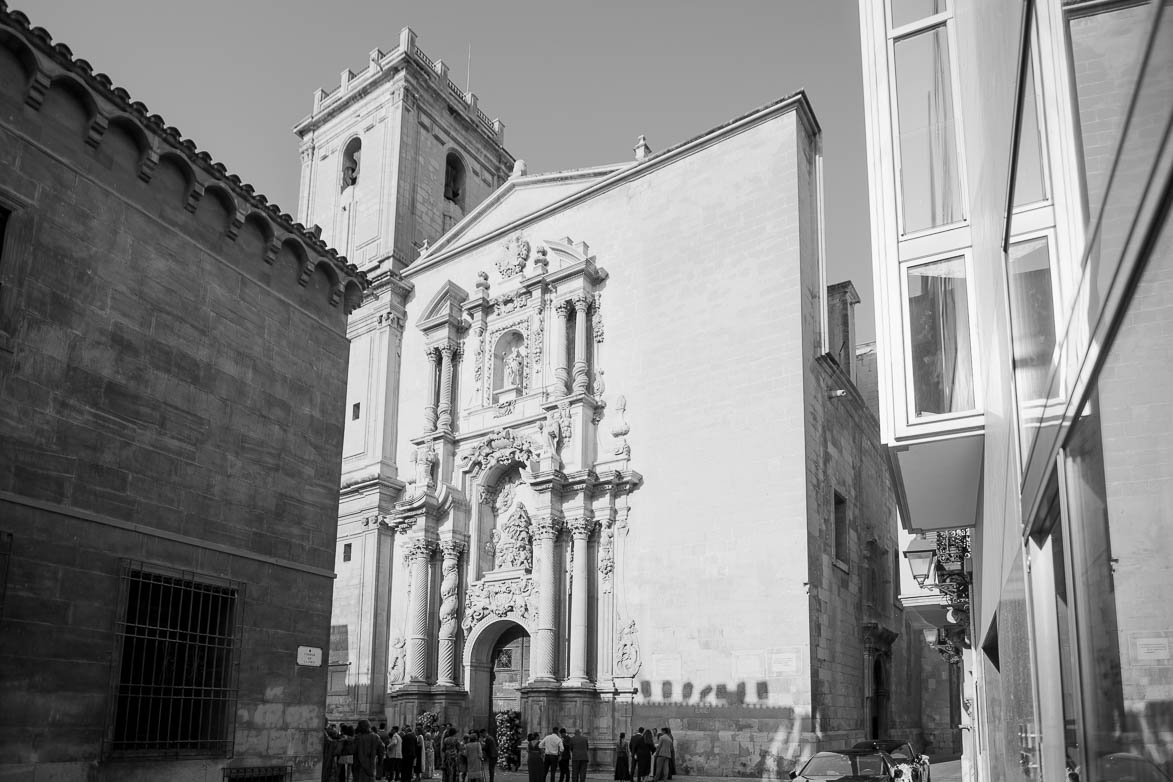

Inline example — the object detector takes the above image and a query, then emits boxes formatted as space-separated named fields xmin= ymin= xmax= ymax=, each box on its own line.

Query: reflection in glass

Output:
xmin=1012 ymin=53 xmax=1047 ymax=208
xmin=890 ymin=0 xmax=946 ymax=28
xmin=1007 ymin=237 xmax=1056 ymax=447
xmin=1066 ymin=4 xmax=1149 ymax=221
xmin=894 ymin=25 xmax=963 ymax=233
xmin=906 ymin=257 xmax=975 ymax=417
xmin=1047 ymin=521 xmax=1081 ymax=781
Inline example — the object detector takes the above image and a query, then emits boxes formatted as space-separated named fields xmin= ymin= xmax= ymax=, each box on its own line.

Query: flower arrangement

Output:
xmin=494 ymin=709 xmax=522 ymax=770
xmin=418 ymin=710 xmax=440 ymax=735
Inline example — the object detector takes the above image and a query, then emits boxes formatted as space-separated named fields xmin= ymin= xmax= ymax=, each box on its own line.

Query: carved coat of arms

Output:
xmin=497 ymin=235 xmax=531 ymax=279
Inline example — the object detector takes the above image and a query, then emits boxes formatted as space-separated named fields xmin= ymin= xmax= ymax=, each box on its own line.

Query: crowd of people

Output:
xmin=523 ymin=726 xmax=676 ymax=782
xmin=323 ymin=720 xmax=678 ymax=782
xmin=322 ymin=720 xmax=499 ymax=782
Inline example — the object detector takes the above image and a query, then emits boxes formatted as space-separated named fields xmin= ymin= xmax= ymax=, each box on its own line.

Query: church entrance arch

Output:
xmin=467 ymin=618 xmax=531 ymax=731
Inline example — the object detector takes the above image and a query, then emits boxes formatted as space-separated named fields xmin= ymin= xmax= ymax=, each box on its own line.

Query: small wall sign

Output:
xmin=297 ymin=646 xmax=323 ymax=667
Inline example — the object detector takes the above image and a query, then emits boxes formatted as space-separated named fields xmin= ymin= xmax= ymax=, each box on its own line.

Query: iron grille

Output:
xmin=105 ymin=561 xmax=244 ymax=758
xmin=223 ymin=766 xmax=293 ymax=781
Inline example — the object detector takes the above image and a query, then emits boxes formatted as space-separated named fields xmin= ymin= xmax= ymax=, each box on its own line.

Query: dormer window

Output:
xmin=444 ymin=151 xmax=465 ymax=209
xmin=341 ymin=137 xmax=361 ymax=191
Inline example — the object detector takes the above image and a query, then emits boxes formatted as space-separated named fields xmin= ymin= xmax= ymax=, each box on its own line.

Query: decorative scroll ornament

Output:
xmin=462 ymin=428 xmax=535 ymax=473
xmin=493 ymin=503 xmax=533 ymax=571
xmin=610 ymin=395 xmax=631 ymax=457
xmin=592 ymin=292 xmax=604 ymax=342
xmin=462 ymin=577 xmax=537 ymax=631
xmin=598 ymin=523 xmax=615 ymax=593
xmin=388 ymin=636 xmax=407 ymax=684
xmin=497 ymin=234 xmax=531 ymax=279
xmin=615 ymin=619 xmax=642 ymax=676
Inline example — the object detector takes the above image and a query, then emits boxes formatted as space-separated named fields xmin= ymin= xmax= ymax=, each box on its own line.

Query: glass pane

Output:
xmin=1007 ymin=237 xmax=1057 ymax=455
xmin=1063 ymin=212 xmax=1173 ymax=780
xmin=1049 ymin=522 xmax=1081 ymax=781
xmin=1012 ymin=53 xmax=1048 ymax=208
xmin=1066 ymin=4 xmax=1149 ymax=221
xmin=894 ymin=25 xmax=964 ymax=233
xmin=891 ymin=0 xmax=946 ymax=28
xmin=906 ymin=257 xmax=975 ymax=416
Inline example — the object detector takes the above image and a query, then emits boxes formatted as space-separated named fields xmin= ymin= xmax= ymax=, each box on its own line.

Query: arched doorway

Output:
xmin=467 ymin=619 xmax=531 ymax=731
xmin=869 ymin=656 xmax=889 ymax=739
xmin=491 ymin=625 xmax=530 ymax=713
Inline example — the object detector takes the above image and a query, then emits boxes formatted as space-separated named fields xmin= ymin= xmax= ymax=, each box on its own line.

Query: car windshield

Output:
xmin=802 ymin=754 xmax=886 ymax=777
xmin=889 ymin=747 xmax=911 ymax=760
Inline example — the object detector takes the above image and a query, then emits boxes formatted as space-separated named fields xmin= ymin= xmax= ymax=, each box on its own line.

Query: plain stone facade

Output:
xmin=0 ymin=7 xmax=364 ymax=782
xmin=301 ymin=32 xmax=956 ymax=773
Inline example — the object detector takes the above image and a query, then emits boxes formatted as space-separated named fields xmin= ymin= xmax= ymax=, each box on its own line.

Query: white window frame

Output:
xmin=898 ymin=247 xmax=983 ymax=429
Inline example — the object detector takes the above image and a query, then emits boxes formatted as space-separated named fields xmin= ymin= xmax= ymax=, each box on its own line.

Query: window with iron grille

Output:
xmin=223 ymin=766 xmax=292 ymax=781
xmin=106 ymin=562 xmax=244 ymax=758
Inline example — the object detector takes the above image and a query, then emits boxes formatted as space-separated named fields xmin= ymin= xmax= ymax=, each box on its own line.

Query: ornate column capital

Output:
xmin=405 ymin=539 xmax=437 ymax=561
xmin=439 ymin=540 xmax=466 ymax=560
xmin=572 ymin=293 xmax=591 ymax=312
xmin=426 ymin=345 xmax=440 ymax=363
xmin=567 ymin=517 xmax=597 ymax=540
xmin=555 ymin=299 xmax=573 ymax=317
xmin=531 ymin=515 xmax=564 ymax=541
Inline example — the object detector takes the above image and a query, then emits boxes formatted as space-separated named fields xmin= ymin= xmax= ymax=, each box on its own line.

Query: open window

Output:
xmin=444 ymin=151 xmax=465 ymax=209
xmin=340 ymin=137 xmax=361 ymax=191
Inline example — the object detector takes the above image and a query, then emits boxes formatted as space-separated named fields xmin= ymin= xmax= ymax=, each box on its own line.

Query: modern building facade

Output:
xmin=301 ymin=30 xmax=958 ymax=776
xmin=0 ymin=6 xmax=366 ymax=781
xmin=858 ymin=0 xmax=1173 ymax=779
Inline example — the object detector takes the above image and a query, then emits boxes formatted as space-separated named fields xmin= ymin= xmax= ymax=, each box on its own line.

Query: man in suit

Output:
xmin=480 ymin=728 xmax=498 ymax=782
xmin=558 ymin=729 xmax=571 ymax=782
xmin=401 ymin=727 xmax=418 ymax=782
xmin=568 ymin=729 xmax=590 ymax=782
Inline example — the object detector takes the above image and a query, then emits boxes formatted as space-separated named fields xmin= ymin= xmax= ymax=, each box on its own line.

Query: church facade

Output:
xmin=298 ymin=30 xmax=953 ymax=776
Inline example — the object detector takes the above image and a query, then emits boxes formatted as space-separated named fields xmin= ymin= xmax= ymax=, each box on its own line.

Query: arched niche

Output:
xmin=340 ymin=136 xmax=361 ymax=191
xmin=477 ymin=463 xmax=534 ymax=577
xmin=492 ymin=330 xmax=526 ymax=397
xmin=444 ymin=150 xmax=465 ymax=210
xmin=40 ymin=75 xmax=95 ymax=135
xmin=0 ymin=32 xmax=35 ymax=101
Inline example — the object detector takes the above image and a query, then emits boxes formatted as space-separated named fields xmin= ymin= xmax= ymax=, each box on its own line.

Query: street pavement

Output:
xmin=494 ymin=757 xmax=964 ymax=782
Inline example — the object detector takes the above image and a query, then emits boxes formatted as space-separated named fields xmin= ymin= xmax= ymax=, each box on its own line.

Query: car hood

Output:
xmin=796 ymin=777 xmax=890 ymax=781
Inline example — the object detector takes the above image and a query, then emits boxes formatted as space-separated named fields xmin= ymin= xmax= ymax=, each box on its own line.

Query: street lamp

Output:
xmin=903 ymin=536 xmax=938 ymax=588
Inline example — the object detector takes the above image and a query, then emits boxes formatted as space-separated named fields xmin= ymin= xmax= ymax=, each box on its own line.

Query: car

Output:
xmin=789 ymin=748 xmax=905 ymax=780
xmin=853 ymin=740 xmax=931 ymax=782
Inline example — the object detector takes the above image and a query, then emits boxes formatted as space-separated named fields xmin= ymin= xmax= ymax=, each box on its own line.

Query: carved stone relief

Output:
xmin=497 ymin=234 xmax=530 ymax=279
xmin=610 ymin=395 xmax=631 ymax=457
xmin=461 ymin=428 xmax=536 ymax=474
xmin=388 ymin=636 xmax=407 ymax=685
xmin=492 ymin=502 xmax=533 ymax=571
xmin=615 ymin=619 xmax=641 ymax=676
xmin=462 ymin=577 xmax=537 ymax=631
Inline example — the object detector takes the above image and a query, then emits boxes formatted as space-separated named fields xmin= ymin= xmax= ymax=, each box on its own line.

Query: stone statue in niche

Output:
xmin=504 ymin=346 xmax=524 ymax=388
xmin=411 ymin=445 xmax=437 ymax=496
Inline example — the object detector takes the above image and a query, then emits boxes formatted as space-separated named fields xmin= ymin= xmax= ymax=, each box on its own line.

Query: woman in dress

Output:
xmin=424 ymin=730 xmax=436 ymax=779
xmin=442 ymin=728 xmax=462 ymax=782
xmin=614 ymin=732 xmax=630 ymax=781
xmin=464 ymin=733 xmax=485 ymax=782
xmin=527 ymin=732 xmax=544 ymax=782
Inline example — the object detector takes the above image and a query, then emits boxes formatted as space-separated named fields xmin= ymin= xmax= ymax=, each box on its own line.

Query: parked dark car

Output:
xmin=853 ymin=740 xmax=930 ymax=782
xmin=789 ymin=749 xmax=902 ymax=781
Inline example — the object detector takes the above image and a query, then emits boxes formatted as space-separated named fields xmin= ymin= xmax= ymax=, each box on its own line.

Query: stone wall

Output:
xmin=0 ymin=14 xmax=361 ymax=781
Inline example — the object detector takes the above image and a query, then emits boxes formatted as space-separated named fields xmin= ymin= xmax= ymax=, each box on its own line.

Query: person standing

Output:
xmin=539 ymin=727 xmax=564 ymax=782
xmin=569 ymin=729 xmax=589 ymax=782
xmin=614 ymin=732 xmax=630 ymax=781
xmin=632 ymin=728 xmax=652 ymax=782
xmin=653 ymin=729 xmax=673 ymax=782
xmin=557 ymin=729 xmax=571 ymax=782
xmin=401 ymin=727 xmax=418 ymax=782
xmin=464 ymin=733 xmax=486 ymax=782
xmin=480 ymin=728 xmax=498 ymax=782
xmin=424 ymin=729 xmax=436 ymax=779
xmin=527 ymin=732 xmax=545 ymax=782
xmin=387 ymin=727 xmax=403 ymax=782
xmin=442 ymin=728 xmax=462 ymax=782
xmin=354 ymin=720 xmax=387 ymax=782
xmin=663 ymin=729 xmax=675 ymax=780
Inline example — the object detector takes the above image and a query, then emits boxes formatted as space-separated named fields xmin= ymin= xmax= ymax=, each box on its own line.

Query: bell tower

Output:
xmin=294 ymin=27 xmax=514 ymax=721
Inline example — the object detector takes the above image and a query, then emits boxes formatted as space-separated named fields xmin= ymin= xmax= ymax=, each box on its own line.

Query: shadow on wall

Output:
xmin=633 ymin=680 xmax=813 ymax=779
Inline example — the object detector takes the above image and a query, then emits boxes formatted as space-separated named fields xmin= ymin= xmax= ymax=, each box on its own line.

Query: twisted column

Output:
xmin=571 ymin=296 xmax=590 ymax=395
xmin=423 ymin=347 xmax=439 ymax=432
xmin=437 ymin=344 xmax=456 ymax=431
xmin=405 ymin=539 xmax=437 ymax=683
xmin=530 ymin=516 xmax=563 ymax=681
xmin=567 ymin=518 xmax=596 ymax=683
xmin=436 ymin=541 xmax=465 ymax=686
xmin=553 ymin=300 xmax=572 ymax=397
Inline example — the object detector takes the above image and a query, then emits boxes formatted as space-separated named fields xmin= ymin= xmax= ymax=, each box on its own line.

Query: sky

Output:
xmin=19 ymin=0 xmax=876 ymax=341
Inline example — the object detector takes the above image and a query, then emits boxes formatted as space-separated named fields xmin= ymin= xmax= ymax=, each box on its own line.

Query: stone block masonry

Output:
xmin=0 ymin=8 xmax=365 ymax=782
